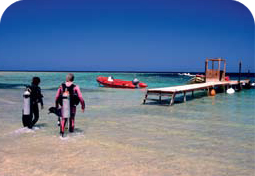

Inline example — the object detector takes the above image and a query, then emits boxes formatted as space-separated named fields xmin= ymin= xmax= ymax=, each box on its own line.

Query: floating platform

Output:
xmin=143 ymin=80 xmax=250 ymax=106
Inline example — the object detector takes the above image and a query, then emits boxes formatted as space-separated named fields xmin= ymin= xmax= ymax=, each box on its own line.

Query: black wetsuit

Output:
xmin=30 ymin=84 xmax=43 ymax=127
xmin=23 ymin=84 xmax=43 ymax=128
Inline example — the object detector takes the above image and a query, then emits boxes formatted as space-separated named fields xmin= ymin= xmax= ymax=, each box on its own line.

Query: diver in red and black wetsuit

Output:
xmin=55 ymin=73 xmax=85 ymax=136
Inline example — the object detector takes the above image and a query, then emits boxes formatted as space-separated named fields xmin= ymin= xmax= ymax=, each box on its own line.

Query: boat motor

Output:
xmin=132 ymin=78 xmax=140 ymax=87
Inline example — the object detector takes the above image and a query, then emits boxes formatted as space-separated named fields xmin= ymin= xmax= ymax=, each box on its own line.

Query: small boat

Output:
xmin=97 ymin=76 xmax=148 ymax=89
xmin=188 ymin=75 xmax=205 ymax=84
xmin=188 ymin=74 xmax=231 ymax=84
xmin=178 ymin=73 xmax=195 ymax=77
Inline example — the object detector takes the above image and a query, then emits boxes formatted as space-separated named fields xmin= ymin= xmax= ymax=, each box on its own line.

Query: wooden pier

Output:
xmin=143 ymin=58 xmax=251 ymax=106
xmin=143 ymin=80 xmax=250 ymax=106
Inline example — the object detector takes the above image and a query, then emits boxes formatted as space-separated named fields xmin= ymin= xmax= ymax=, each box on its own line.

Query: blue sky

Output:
xmin=0 ymin=0 xmax=254 ymax=72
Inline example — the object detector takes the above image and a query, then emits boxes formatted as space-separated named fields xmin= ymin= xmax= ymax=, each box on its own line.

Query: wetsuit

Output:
xmin=55 ymin=82 xmax=85 ymax=133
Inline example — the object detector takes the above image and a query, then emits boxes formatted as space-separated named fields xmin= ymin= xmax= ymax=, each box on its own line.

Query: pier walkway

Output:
xmin=143 ymin=80 xmax=250 ymax=106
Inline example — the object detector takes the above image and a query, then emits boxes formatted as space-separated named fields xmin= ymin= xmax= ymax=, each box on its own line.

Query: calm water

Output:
xmin=0 ymin=71 xmax=254 ymax=176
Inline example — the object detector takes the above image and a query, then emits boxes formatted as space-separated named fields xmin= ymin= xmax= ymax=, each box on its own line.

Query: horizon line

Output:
xmin=0 ymin=70 xmax=254 ymax=74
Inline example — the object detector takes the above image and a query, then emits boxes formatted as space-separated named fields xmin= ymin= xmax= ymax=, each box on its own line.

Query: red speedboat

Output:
xmin=96 ymin=76 xmax=147 ymax=89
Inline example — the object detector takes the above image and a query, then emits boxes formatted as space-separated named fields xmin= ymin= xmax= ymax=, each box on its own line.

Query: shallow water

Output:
xmin=0 ymin=72 xmax=254 ymax=176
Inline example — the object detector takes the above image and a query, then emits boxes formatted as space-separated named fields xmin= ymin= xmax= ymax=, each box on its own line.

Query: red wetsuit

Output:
xmin=55 ymin=82 xmax=85 ymax=133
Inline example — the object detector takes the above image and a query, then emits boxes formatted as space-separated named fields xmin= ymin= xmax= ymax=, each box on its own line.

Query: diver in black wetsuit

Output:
xmin=23 ymin=77 xmax=44 ymax=129
xmin=30 ymin=77 xmax=44 ymax=127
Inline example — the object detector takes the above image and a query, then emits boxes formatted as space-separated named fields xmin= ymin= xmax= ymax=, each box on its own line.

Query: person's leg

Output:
xmin=69 ymin=107 xmax=76 ymax=132
xmin=57 ymin=116 xmax=61 ymax=126
xmin=22 ymin=114 xmax=28 ymax=127
xmin=60 ymin=117 xmax=67 ymax=136
xmin=22 ymin=114 xmax=32 ymax=128
xmin=31 ymin=103 xmax=39 ymax=127
xmin=25 ymin=103 xmax=34 ymax=129
xmin=56 ymin=108 xmax=61 ymax=126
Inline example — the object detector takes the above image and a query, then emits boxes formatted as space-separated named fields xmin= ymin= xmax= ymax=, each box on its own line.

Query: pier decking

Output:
xmin=143 ymin=80 xmax=250 ymax=106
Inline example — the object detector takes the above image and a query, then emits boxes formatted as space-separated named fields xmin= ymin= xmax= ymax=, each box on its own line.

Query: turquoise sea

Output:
xmin=0 ymin=71 xmax=254 ymax=176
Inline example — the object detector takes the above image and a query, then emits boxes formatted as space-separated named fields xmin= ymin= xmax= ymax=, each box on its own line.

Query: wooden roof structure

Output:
xmin=205 ymin=58 xmax=226 ymax=82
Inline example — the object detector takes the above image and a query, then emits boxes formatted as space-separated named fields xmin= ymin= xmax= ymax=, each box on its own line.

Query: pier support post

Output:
xmin=237 ymin=60 xmax=242 ymax=91
xmin=170 ymin=93 xmax=176 ymax=106
xmin=227 ymin=84 xmax=230 ymax=90
xmin=192 ymin=91 xmax=194 ymax=97
xmin=183 ymin=91 xmax=186 ymax=102
xmin=143 ymin=93 xmax=148 ymax=104
xmin=159 ymin=93 xmax=162 ymax=103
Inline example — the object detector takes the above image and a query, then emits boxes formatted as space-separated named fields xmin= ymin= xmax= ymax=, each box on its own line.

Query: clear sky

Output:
xmin=0 ymin=0 xmax=254 ymax=72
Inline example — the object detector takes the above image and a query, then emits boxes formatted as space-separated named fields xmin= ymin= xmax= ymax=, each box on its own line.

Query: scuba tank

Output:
xmin=62 ymin=91 xmax=70 ymax=118
xmin=23 ymin=89 xmax=31 ymax=115
xmin=22 ymin=87 xmax=32 ymax=128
